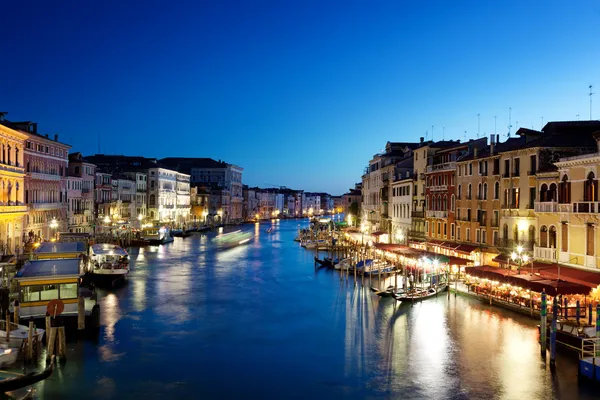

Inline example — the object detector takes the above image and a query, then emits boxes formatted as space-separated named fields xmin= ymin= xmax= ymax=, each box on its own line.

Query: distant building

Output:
xmin=68 ymin=152 xmax=95 ymax=233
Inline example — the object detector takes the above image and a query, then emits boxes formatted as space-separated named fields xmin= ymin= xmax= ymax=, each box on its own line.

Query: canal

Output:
xmin=32 ymin=219 xmax=596 ymax=399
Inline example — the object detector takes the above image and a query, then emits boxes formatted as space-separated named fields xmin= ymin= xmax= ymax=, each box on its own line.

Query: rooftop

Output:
xmin=16 ymin=258 xmax=81 ymax=279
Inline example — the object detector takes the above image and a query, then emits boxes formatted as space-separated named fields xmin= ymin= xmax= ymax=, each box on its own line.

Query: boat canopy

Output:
xmin=16 ymin=259 xmax=81 ymax=279
xmin=90 ymin=244 xmax=128 ymax=256
xmin=34 ymin=242 xmax=87 ymax=256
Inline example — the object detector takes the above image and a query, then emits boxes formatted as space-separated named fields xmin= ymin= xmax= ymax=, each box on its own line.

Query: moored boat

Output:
xmin=314 ymin=257 xmax=338 ymax=268
xmin=87 ymin=243 xmax=129 ymax=286
xmin=142 ymin=226 xmax=174 ymax=245
xmin=0 ymin=355 xmax=55 ymax=393
xmin=0 ymin=320 xmax=45 ymax=349
xmin=394 ymin=284 xmax=448 ymax=303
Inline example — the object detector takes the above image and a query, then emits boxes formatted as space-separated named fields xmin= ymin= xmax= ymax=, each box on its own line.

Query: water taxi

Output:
xmin=212 ymin=230 xmax=253 ymax=249
xmin=142 ymin=226 xmax=174 ymax=245
xmin=87 ymin=243 xmax=129 ymax=286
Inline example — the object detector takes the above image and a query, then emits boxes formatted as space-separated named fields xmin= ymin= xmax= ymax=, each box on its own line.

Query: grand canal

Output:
xmin=32 ymin=219 xmax=595 ymax=399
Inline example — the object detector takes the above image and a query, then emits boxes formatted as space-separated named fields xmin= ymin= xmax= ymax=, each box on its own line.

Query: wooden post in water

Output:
xmin=27 ymin=321 xmax=34 ymax=362
xmin=550 ymin=297 xmax=557 ymax=368
xmin=46 ymin=327 xmax=57 ymax=361
xmin=45 ymin=314 xmax=51 ymax=342
xmin=5 ymin=314 xmax=9 ymax=343
xmin=78 ymin=296 xmax=85 ymax=331
xmin=13 ymin=300 xmax=19 ymax=325
xmin=540 ymin=291 xmax=547 ymax=358
xmin=57 ymin=326 xmax=67 ymax=360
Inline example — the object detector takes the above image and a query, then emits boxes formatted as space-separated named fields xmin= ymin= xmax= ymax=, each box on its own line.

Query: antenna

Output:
xmin=432 ymin=125 xmax=434 ymax=141
xmin=577 ymin=114 xmax=580 ymax=121
xmin=494 ymin=116 xmax=497 ymax=134
xmin=425 ymin=130 xmax=428 ymax=141
xmin=477 ymin=114 xmax=480 ymax=138
xmin=590 ymin=85 xmax=594 ymax=120
xmin=442 ymin=126 xmax=445 ymax=140
xmin=464 ymin=130 xmax=467 ymax=141
xmin=507 ymin=107 xmax=512 ymax=138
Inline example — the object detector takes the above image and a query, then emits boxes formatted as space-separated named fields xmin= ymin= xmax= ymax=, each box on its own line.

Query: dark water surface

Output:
xmin=31 ymin=219 xmax=596 ymax=399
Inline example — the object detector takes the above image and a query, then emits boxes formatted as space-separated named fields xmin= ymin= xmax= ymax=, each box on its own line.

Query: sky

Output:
xmin=1 ymin=1 xmax=600 ymax=195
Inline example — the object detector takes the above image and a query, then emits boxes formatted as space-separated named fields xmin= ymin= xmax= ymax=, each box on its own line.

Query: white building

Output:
xmin=175 ymin=172 xmax=191 ymax=225
xmin=123 ymin=171 xmax=148 ymax=226
xmin=147 ymin=167 xmax=177 ymax=223
xmin=391 ymin=178 xmax=413 ymax=243
xmin=303 ymin=194 xmax=321 ymax=216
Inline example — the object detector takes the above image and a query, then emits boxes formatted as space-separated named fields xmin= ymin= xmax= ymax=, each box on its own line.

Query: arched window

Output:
xmin=549 ymin=183 xmax=557 ymax=202
xmin=468 ymin=184 xmax=472 ymax=199
xmin=540 ymin=225 xmax=548 ymax=247
xmin=451 ymin=194 xmax=455 ymax=211
xmin=483 ymin=183 xmax=488 ymax=200
xmin=426 ymin=195 xmax=430 ymax=210
xmin=528 ymin=225 xmax=535 ymax=247
xmin=584 ymin=171 xmax=598 ymax=202
xmin=437 ymin=195 xmax=441 ymax=211
xmin=458 ymin=185 xmax=462 ymax=199
xmin=559 ymin=175 xmax=571 ymax=204
xmin=443 ymin=195 xmax=447 ymax=211
xmin=477 ymin=183 xmax=482 ymax=199
xmin=549 ymin=226 xmax=557 ymax=248
xmin=540 ymin=183 xmax=548 ymax=202
xmin=494 ymin=181 xmax=499 ymax=200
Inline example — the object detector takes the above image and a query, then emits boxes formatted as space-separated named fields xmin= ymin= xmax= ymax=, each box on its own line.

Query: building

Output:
xmin=341 ymin=184 xmax=361 ymax=217
xmin=391 ymin=177 xmax=413 ymax=244
xmin=95 ymin=171 xmax=112 ymax=228
xmin=175 ymin=172 xmax=191 ymax=225
xmin=68 ymin=152 xmax=95 ymax=233
xmin=122 ymin=171 xmax=148 ymax=227
xmin=0 ymin=116 xmax=28 ymax=254
xmin=14 ymin=122 xmax=71 ymax=241
xmin=147 ymin=167 xmax=178 ymax=223
xmin=242 ymin=186 xmax=259 ymax=220
xmin=110 ymin=176 xmax=136 ymax=223
xmin=303 ymin=193 xmax=321 ymax=216
xmin=190 ymin=186 xmax=210 ymax=225
xmin=159 ymin=158 xmax=243 ymax=222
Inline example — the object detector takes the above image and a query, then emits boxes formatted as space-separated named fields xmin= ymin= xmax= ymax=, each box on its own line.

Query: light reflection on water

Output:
xmin=31 ymin=220 xmax=597 ymax=399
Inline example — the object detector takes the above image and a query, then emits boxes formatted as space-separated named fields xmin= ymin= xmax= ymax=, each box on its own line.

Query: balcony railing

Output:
xmin=0 ymin=164 xmax=24 ymax=174
xmin=0 ymin=205 xmax=27 ymax=213
xmin=429 ymin=185 xmax=448 ymax=192
xmin=490 ymin=220 xmax=499 ymax=227
xmin=534 ymin=201 xmax=558 ymax=213
xmin=501 ymin=203 xmax=519 ymax=209
xmin=512 ymin=171 xmax=520 ymax=177
xmin=426 ymin=162 xmax=456 ymax=173
xmin=572 ymin=202 xmax=600 ymax=213
xmin=411 ymin=211 xmax=425 ymax=218
xmin=29 ymin=172 xmax=61 ymax=181
xmin=558 ymin=203 xmax=572 ymax=213
xmin=30 ymin=202 xmax=63 ymax=210
xmin=426 ymin=210 xmax=448 ymax=218
xmin=534 ymin=246 xmax=558 ymax=263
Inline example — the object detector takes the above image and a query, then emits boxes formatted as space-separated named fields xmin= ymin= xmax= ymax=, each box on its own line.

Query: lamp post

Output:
xmin=360 ymin=223 xmax=366 ymax=246
xmin=511 ymin=245 xmax=530 ymax=275
xmin=138 ymin=213 xmax=143 ymax=229
xmin=395 ymin=229 xmax=406 ymax=245
xmin=49 ymin=218 xmax=58 ymax=240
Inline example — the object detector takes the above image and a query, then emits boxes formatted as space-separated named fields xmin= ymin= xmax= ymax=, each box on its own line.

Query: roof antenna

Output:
xmin=590 ymin=85 xmax=594 ymax=120
xmin=477 ymin=114 xmax=480 ymax=138
xmin=541 ymin=116 xmax=544 ymax=130
xmin=442 ymin=126 xmax=445 ymax=140
xmin=507 ymin=107 xmax=512 ymax=138
xmin=494 ymin=116 xmax=497 ymax=135
xmin=432 ymin=125 xmax=434 ymax=141
xmin=464 ymin=130 xmax=467 ymax=141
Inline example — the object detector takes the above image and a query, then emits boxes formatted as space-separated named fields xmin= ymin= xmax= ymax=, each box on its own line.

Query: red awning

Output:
xmin=371 ymin=231 xmax=386 ymax=236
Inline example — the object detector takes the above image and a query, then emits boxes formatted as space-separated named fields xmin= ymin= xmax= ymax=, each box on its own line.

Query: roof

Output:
xmin=16 ymin=259 xmax=81 ymax=279
xmin=90 ymin=243 xmax=128 ymax=256
xmin=34 ymin=242 xmax=87 ymax=254
xmin=159 ymin=157 xmax=231 ymax=172
xmin=83 ymin=154 xmax=159 ymax=174
xmin=0 ymin=119 xmax=72 ymax=148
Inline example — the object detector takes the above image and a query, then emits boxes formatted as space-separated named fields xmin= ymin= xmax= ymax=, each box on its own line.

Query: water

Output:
xmin=30 ymin=219 xmax=596 ymax=399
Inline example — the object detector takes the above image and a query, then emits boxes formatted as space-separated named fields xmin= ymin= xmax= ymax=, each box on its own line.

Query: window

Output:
xmin=494 ymin=182 xmax=499 ymax=200
xmin=493 ymin=210 xmax=499 ymax=227
xmin=457 ymin=208 xmax=461 ymax=220
xmin=469 ymin=163 xmax=473 ymax=175
xmin=466 ymin=228 xmax=471 ymax=241
xmin=587 ymin=224 xmax=595 ymax=256
xmin=530 ymin=155 xmax=537 ymax=175
xmin=483 ymin=183 xmax=488 ymax=200
xmin=504 ymin=159 xmax=510 ymax=177
xmin=451 ymin=223 xmax=455 ymax=239
xmin=561 ymin=223 xmax=568 ymax=252
xmin=482 ymin=229 xmax=486 ymax=244
xmin=514 ymin=158 xmax=520 ymax=176
xmin=467 ymin=209 xmax=471 ymax=221
xmin=529 ymin=187 xmax=536 ymax=209
xmin=467 ymin=184 xmax=472 ymax=199
xmin=451 ymin=194 xmax=455 ymax=211
xmin=476 ymin=229 xmax=480 ymax=243
xmin=457 ymin=226 xmax=461 ymax=240
xmin=493 ymin=159 xmax=500 ymax=175
xmin=437 ymin=222 xmax=441 ymax=236
xmin=493 ymin=231 xmax=498 ymax=246
xmin=444 ymin=223 xmax=447 ymax=237
xmin=458 ymin=185 xmax=462 ymax=199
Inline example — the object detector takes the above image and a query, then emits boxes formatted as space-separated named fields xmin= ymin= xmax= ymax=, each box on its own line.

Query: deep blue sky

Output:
xmin=2 ymin=1 xmax=599 ymax=194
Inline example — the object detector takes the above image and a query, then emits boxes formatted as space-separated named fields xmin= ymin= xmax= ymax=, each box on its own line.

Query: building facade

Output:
xmin=68 ymin=152 xmax=95 ymax=233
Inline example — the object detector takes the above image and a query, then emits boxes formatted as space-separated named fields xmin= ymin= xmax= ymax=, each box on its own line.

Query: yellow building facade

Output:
xmin=0 ymin=121 xmax=28 ymax=254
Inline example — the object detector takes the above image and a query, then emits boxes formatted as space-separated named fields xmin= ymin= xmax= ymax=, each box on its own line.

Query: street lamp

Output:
xmin=511 ymin=245 xmax=530 ymax=275
xmin=395 ymin=229 xmax=405 ymax=245
xmin=49 ymin=218 xmax=58 ymax=239
xmin=347 ymin=214 xmax=353 ymax=227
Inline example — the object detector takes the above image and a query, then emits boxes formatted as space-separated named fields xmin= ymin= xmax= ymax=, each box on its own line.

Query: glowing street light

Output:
xmin=49 ymin=218 xmax=58 ymax=239
xmin=104 ymin=215 xmax=111 ymax=224
xmin=511 ymin=245 xmax=530 ymax=275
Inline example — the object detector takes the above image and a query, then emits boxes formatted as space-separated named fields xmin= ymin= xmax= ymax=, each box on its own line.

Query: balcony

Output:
xmin=429 ymin=185 xmax=448 ymax=192
xmin=572 ymin=202 xmax=600 ymax=213
xmin=0 ymin=164 xmax=24 ymax=174
xmin=29 ymin=172 xmax=61 ymax=181
xmin=501 ymin=203 xmax=518 ymax=210
xmin=426 ymin=210 xmax=448 ymax=218
xmin=558 ymin=203 xmax=572 ymax=213
xmin=534 ymin=246 xmax=558 ymax=263
xmin=534 ymin=201 xmax=557 ymax=213
xmin=426 ymin=162 xmax=456 ymax=173
xmin=411 ymin=211 xmax=425 ymax=218
xmin=0 ymin=205 xmax=27 ymax=214
xmin=30 ymin=202 xmax=63 ymax=210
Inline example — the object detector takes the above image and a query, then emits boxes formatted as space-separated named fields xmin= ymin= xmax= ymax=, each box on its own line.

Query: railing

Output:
xmin=429 ymin=185 xmax=448 ymax=192
xmin=501 ymin=203 xmax=518 ymax=209
xmin=573 ymin=202 xmax=600 ymax=213
xmin=558 ymin=203 xmax=573 ymax=213
xmin=29 ymin=172 xmax=61 ymax=181
xmin=426 ymin=162 xmax=456 ymax=173
xmin=534 ymin=246 xmax=558 ymax=262
xmin=0 ymin=164 xmax=24 ymax=174
xmin=426 ymin=210 xmax=448 ymax=218
xmin=411 ymin=211 xmax=425 ymax=218
xmin=30 ymin=202 xmax=63 ymax=210
xmin=534 ymin=201 xmax=558 ymax=213
xmin=0 ymin=205 xmax=27 ymax=213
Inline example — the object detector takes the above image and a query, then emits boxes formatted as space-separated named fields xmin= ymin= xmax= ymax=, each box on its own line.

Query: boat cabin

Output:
xmin=88 ymin=244 xmax=128 ymax=271
xmin=142 ymin=226 xmax=170 ymax=241
xmin=32 ymin=242 xmax=87 ymax=260
xmin=15 ymin=259 xmax=83 ymax=318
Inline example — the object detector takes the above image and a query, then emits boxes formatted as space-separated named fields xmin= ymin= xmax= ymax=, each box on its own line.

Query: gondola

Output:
xmin=370 ymin=285 xmax=398 ymax=297
xmin=393 ymin=284 xmax=448 ymax=303
xmin=314 ymin=257 xmax=338 ymax=268
xmin=0 ymin=355 xmax=55 ymax=393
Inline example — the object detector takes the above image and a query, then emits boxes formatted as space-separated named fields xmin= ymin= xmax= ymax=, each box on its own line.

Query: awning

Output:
xmin=371 ymin=231 xmax=386 ymax=236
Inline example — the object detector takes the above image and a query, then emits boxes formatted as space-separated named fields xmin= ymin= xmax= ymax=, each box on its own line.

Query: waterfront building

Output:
xmin=303 ymin=193 xmax=321 ymax=216
xmin=341 ymin=184 xmax=361 ymax=217
xmin=159 ymin=158 xmax=243 ymax=222
xmin=95 ymin=171 xmax=112 ymax=229
xmin=147 ymin=167 xmax=188 ymax=223
xmin=0 ymin=116 xmax=28 ymax=254
xmin=15 ymin=122 xmax=70 ymax=241
xmin=122 ymin=171 xmax=148 ymax=227
xmin=391 ymin=175 xmax=413 ymax=244
xmin=67 ymin=152 xmax=95 ymax=233
xmin=190 ymin=186 xmax=210 ymax=225
xmin=498 ymin=122 xmax=599 ymax=257
xmin=175 ymin=172 xmax=191 ymax=225
xmin=242 ymin=186 xmax=259 ymax=220
xmin=361 ymin=141 xmax=420 ymax=234
xmin=109 ymin=176 xmax=136 ymax=223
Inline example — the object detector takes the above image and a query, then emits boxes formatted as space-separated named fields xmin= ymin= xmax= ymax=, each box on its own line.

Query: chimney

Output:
xmin=496 ymin=134 xmax=500 ymax=144
xmin=490 ymin=134 xmax=495 ymax=155
xmin=54 ymin=134 xmax=58 ymax=142
xmin=420 ymin=137 xmax=424 ymax=143
xmin=474 ymin=147 xmax=478 ymax=159
xmin=31 ymin=122 xmax=38 ymax=134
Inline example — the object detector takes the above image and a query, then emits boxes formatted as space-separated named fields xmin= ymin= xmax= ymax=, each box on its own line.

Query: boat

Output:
xmin=212 ymin=230 xmax=254 ymax=249
xmin=0 ymin=355 xmax=55 ymax=393
xmin=370 ymin=285 xmax=399 ymax=297
xmin=538 ymin=320 xmax=598 ymax=353
xmin=0 ymin=345 xmax=19 ymax=368
xmin=0 ymin=320 xmax=45 ymax=348
xmin=171 ymin=229 xmax=192 ymax=238
xmin=302 ymin=240 xmax=329 ymax=250
xmin=142 ymin=226 xmax=174 ymax=245
xmin=314 ymin=257 xmax=338 ymax=268
xmin=87 ymin=243 xmax=129 ymax=286
xmin=362 ymin=262 xmax=395 ymax=276
xmin=394 ymin=284 xmax=448 ymax=302
xmin=14 ymin=258 xmax=97 ymax=322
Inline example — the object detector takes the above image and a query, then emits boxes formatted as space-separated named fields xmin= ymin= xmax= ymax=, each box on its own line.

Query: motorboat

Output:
xmin=212 ymin=230 xmax=253 ymax=249
xmin=0 ymin=320 xmax=45 ymax=348
xmin=87 ymin=243 xmax=129 ymax=286
xmin=142 ymin=226 xmax=174 ymax=245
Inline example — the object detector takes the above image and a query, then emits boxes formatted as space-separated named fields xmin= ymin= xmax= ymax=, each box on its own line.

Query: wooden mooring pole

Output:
xmin=13 ymin=300 xmax=19 ymax=325
xmin=78 ymin=296 xmax=86 ymax=331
